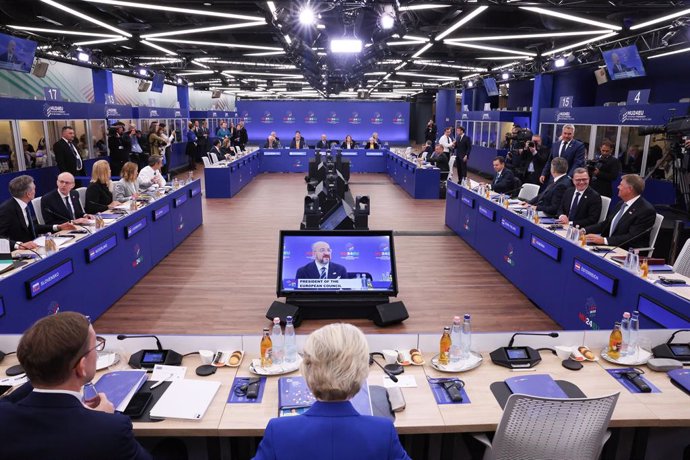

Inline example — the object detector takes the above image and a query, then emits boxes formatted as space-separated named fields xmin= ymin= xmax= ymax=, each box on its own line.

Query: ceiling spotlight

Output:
xmin=380 ymin=13 xmax=395 ymax=30
xmin=138 ymin=68 xmax=148 ymax=76
xmin=77 ymin=52 xmax=90 ymax=62
xmin=177 ymin=77 xmax=183 ymax=84
xmin=661 ymin=29 xmax=678 ymax=47
xmin=501 ymin=72 xmax=509 ymax=80
xmin=554 ymin=58 xmax=566 ymax=68
xmin=299 ymin=7 xmax=315 ymax=25
xmin=467 ymin=80 xmax=474 ymax=88
xmin=331 ymin=38 xmax=363 ymax=53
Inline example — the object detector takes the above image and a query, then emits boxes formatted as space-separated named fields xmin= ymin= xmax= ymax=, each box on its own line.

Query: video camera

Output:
xmin=505 ymin=128 xmax=533 ymax=143
xmin=638 ymin=116 xmax=690 ymax=137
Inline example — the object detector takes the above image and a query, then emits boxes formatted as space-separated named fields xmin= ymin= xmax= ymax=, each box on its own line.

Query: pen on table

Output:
xmin=150 ymin=374 xmax=173 ymax=389
xmin=511 ymin=368 xmax=537 ymax=372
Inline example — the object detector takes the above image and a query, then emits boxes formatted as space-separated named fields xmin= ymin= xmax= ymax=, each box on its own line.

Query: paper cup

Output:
xmin=199 ymin=349 xmax=214 ymax=365
xmin=382 ymin=349 xmax=398 ymax=365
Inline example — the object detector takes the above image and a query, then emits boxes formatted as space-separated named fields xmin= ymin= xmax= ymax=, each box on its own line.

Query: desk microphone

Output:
xmin=117 ymin=334 xmax=182 ymax=369
xmin=666 ymin=329 xmax=690 ymax=345
xmin=369 ymin=353 xmax=398 ymax=383
xmin=508 ymin=332 xmax=559 ymax=348
xmin=43 ymin=208 xmax=92 ymax=234
xmin=117 ymin=334 xmax=163 ymax=350
xmin=592 ymin=225 xmax=654 ymax=259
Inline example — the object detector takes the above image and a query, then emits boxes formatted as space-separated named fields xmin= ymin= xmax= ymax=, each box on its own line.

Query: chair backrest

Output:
xmin=489 ymin=393 xmax=619 ymax=460
xmin=202 ymin=157 xmax=212 ymax=168
xmin=447 ymin=155 xmax=456 ymax=183
xmin=76 ymin=187 xmax=86 ymax=209
xmin=404 ymin=146 xmax=412 ymax=155
xmin=673 ymin=238 xmax=690 ymax=277
xmin=31 ymin=197 xmax=44 ymax=225
xmin=599 ymin=196 xmax=611 ymax=223
xmin=646 ymin=213 xmax=664 ymax=257
xmin=511 ymin=177 xmax=522 ymax=198
xmin=517 ymin=183 xmax=540 ymax=201
xmin=210 ymin=152 xmax=219 ymax=164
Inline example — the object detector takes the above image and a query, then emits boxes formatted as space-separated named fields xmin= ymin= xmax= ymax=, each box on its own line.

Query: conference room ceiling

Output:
xmin=1 ymin=1 xmax=688 ymax=100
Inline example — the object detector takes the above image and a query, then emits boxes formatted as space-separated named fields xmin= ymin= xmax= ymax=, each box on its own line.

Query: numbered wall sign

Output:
xmin=558 ymin=96 xmax=574 ymax=109
xmin=43 ymin=87 xmax=62 ymax=101
xmin=627 ymin=89 xmax=650 ymax=106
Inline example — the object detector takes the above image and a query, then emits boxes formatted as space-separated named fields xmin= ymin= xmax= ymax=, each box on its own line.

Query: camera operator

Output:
xmin=589 ymin=140 xmax=621 ymax=198
xmin=507 ymin=134 xmax=548 ymax=185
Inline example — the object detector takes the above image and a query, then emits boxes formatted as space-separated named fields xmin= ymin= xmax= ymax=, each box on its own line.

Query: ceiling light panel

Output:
xmin=39 ymin=0 xmax=132 ymax=36
xmin=444 ymin=41 xmax=537 ymax=57
xmin=142 ymin=21 xmax=265 ymax=39
xmin=435 ymin=6 xmax=489 ymax=41
xmin=8 ymin=26 xmax=121 ymax=38
xmin=520 ymin=7 xmax=622 ymax=31
xmin=83 ymin=0 xmax=264 ymax=21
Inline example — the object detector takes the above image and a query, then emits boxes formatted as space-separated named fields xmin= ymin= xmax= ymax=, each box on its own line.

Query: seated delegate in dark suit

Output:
xmin=0 ymin=175 xmax=74 ymax=250
xmin=426 ymin=145 xmax=449 ymax=171
xmin=540 ymin=124 xmax=585 ymax=184
xmin=290 ymin=131 xmax=307 ymax=149
xmin=590 ymin=141 xmax=621 ymax=198
xmin=585 ymin=174 xmax=657 ymax=249
xmin=85 ymin=160 xmax=119 ymax=214
xmin=528 ymin=157 xmax=572 ymax=217
xmin=252 ymin=323 xmax=411 ymax=460
xmin=53 ymin=126 xmax=84 ymax=176
xmin=341 ymin=135 xmax=356 ymax=149
xmin=491 ymin=156 xmax=515 ymax=194
xmin=0 ymin=312 xmax=152 ymax=460
xmin=207 ymin=139 xmax=223 ymax=162
xmin=557 ymin=168 xmax=602 ymax=228
xmin=263 ymin=135 xmax=281 ymax=149
xmin=315 ymin=134 xmax=330 ymax=150
xmin=295 ymin=241 xmax=348 ymax=280
xmin=41 ymin=172 xmax=88 ymax=225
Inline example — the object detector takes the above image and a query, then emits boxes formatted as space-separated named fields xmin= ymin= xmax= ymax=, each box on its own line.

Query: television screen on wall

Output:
xmin=151 ymin=73 xmax=165 ymax=93
xmin=602 ymin=45 xmax=646 ymax=80
xmin=484 ymin=77 xmax=499 ymax=97
xmin=0 ymin=33 xmax=37 ymax=73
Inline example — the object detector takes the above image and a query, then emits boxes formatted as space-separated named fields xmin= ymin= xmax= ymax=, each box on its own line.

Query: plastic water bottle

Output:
xmin=623 ymin=249 xmax=633 ymax=271
xmin=460 ymin=314 xmax=472 ymax=359
xmin=359 ymin=273 xmax=368 ymax=290
xmin=629 ymin=311 xmax=640 ymax=356
xmin=620 ymin=312 xmax=631 ymax=356
xmin=271 ymin=317 xmax=284 ymax=365
xmin=187 ymin=171 xmax=194 ymax=184
xmin=284 ymin=316 xmax=297 ymax=363
xmin=449 ymin=316 xmax=463 ymax=363
xmin=565 ymin=222 xmax=573 ymax=240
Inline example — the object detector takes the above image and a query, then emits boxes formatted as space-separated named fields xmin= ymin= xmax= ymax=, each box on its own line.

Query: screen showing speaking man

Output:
xmin=0 ymin=33 xmax=37 ymax=72
xmin=280 ymin=234 xmax=395 ymax=292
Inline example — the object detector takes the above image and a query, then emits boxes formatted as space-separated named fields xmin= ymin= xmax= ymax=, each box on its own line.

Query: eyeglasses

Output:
xmin=573 ymin=178 xmax=589 ymax=182
xmin=73 ymin=336 xmax=106 ymax=367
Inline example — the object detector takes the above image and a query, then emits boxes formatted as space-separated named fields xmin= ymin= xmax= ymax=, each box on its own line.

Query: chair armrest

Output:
xmin=472 ymin=433 xmax=492 ymax=449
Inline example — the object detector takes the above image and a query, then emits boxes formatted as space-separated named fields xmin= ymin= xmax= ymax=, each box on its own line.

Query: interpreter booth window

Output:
xmin=462 ymin=121 xmax=474 ymax=146
xmin=17 ymin=120 xmax=49 ymax=169
xmin=90 ymin=120 xmax=107 ymax=158
xmin=0 ymin=121 xmax=18 ymax=174
xmin=538 ymin=123 xmax=556 ymax=148
xmin=499 ymin=122 xmax=514 ymax=148
xmin=487 ymin=122 xmax=498 ymax=148
xmin=619 ymin=126 xmax=647 ymax=174
xmin=46 ymin=120 xmax=89 ymax=164
xmin=173 ymin=119 xmax=184 ymax=143
xmin=592 ymin=125 xmax=619 ymax=159
xmin=480 ymin=122 xmax=491 ymax=147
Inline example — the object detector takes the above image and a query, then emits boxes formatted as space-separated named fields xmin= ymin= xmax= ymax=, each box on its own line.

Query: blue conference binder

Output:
xmin=505 ymin=374 xmax=569 ymax=398
xmin=668 ymin=369 xmax=690 ymax=395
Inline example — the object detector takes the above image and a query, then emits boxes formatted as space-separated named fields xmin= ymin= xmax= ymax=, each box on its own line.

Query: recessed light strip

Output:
xmin=39 ymin=0 xmax=132 ymax=37
xmin=74 ymin=37 xmax=128 ymax=46
xmin=648 ymin=45 xmax=690 ymax=59
xmin=399 ymin=4 xmax=452 ymax=11
xmin=82 ymin=0 xmax=265 ymax=21
xmin=411 ymin=43 xmax=433 ymax=58
xmin=631 ymin=9 xmax=690 ymax=30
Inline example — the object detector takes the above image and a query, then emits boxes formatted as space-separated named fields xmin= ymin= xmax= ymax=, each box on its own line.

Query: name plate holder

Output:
xmin=461 ymin=196 xmax=474 ymax=208
xmin=86 ymin=234 xmax=118 ymax=263
xmin=126 ymin=218 xmax=147 ymax=239
xmin=174 ymin=194 xmax=188 ymax=208
xmin=153 ymin=204 xmax=170 ymax=221
xmin=190 ymin=186 xmax=201 ymax=198
xmin=500 ymin=217 xmax=522 ymax=238
xmin=530 ymin=234 xmax=561 ymax=262
xmin=479 ymin=205 xmax=495 ymax=221
xmin=26 ymin=259 xmax=74 ymax=299
xmin=289 ymin=151 xmax=307 ymax=156
xmin=263 ymin=150 xmax=281 ymax=156
xmin=572 ymin=258 xmax=617 ymax=295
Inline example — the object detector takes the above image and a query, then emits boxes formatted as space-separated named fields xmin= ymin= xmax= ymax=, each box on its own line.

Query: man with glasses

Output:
xmin=0 ymin=312 xmax=152 ymax=460
xmin=557 ymin=168 xmax=602 ymax=228
xmin=41 ymin=172 xmax=91 ymax=226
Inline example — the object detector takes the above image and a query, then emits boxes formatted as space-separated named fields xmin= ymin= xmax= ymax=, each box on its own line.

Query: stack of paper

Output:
xmin=94 ymin=370 xmax=148 ymax=411
xmin=149 ymin=379 xmax=221 ymax=420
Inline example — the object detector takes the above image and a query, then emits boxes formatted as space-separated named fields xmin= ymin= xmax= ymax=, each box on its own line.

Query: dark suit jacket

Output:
xmin=529 ymin=175 xmax=573 ymax=217
xmin=53 ymin=139 xmax=84 ymax=176
xmin=290 ymin=138 xmax=307 ymax=149
xmin=263 ymin=140 xmax=281 ymax=149
xmin=295 ymin=261 xmax=348 ymax=280
xmin=559 ymin=186 xmax=602 ymax=228
xmin=492 ymin=168 xmax=515 ymax=194
xmin=0 ymin=198 xmax=52 ymax=243
xmin=207 ymin=146 xmax=222 ymax=161
xmin=585 ymin=196 xmax=657 ymax=249
xmin=427 ymin=151 xmax=449 ymax=171
xmin=542 ymin=139 xmax=586 ymax=178
xmin=341 ymin=141 xmax=356 ymax=149
xmin=41 ymin=189 xmax=85 ymax=225
xmin=234 ymin=127 xmax=248 ymax=147
xmin=85 ymin=182 xmax=113 ymax=214
xmin=108 ymin=134 xmax=129 ymax=176
xmin=315 ymin=140 xmax=330 ymax=149
xmin=454 ymin=134 xmax=472 ymax=159
xmin=0 ymin=386 xmax=152 ymax=460
xmin=252 ymin=401 xmax=410 ymax=460
xmin=364 ymin=142 xmax=380 ymax=150
xmin=591 ymin=155 xmax=622 ymax=197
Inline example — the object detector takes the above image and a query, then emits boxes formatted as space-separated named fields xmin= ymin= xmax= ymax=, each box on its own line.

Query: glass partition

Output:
xmin=593 ymin=125 xmax=619 ymax=158
xmin=538 ymin=123 xmax=556 ymax=149
xmin=487 ymin=122 xmax=498 ymax=149
xmin=0 ymin=121 xmax=18 ymax=173
xmin=90 ymin=120 xmax=107 ymax=158
xmin=17 ymin=121 xmax=47 ymax=169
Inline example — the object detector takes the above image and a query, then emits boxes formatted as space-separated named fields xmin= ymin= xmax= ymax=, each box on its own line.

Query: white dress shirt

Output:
xmin=438 ymin=135 xmax=454 ymax=153
xmin=137 ymin=166 xmax=165 ymax=190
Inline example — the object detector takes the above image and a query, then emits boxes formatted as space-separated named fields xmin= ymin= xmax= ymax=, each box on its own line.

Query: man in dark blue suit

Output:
xmin=0 ymin=312 xmax=152 ymax=460
xmin=295 ymin=241 xmax=348 ymax=280
xmin=491 ymin=156 xmax=515 ymax=194
xmin=540 ymin=124 xmax=586 ymax=184
xmin=528 ymin=157 xmax=572 ymax=217
xmin=557 ymin=168 xmax=602 ymax=228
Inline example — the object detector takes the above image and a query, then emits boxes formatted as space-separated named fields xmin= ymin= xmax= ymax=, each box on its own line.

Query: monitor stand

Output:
xmin=285 ymin=294 xmax=390 ymax=320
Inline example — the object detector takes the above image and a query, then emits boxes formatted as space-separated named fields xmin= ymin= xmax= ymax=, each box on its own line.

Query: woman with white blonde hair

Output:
xmin=252 ymin=323 xmax=410 ymax=460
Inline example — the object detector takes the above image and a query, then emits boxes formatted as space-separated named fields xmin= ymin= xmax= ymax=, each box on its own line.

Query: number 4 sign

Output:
xmin=627 ymin=89 xmax=650 ymax=105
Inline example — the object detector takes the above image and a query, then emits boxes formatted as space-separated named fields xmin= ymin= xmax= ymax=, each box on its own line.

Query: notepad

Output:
xmin=149 ymin=379 xmax=221 ymax=420
xmin=278 ymin=376 xmax=372 ymax=417
xmin=505 ymin=374 xmax=568 ymax=398
xmin=94 ymin=370 xmax=148 ymax=412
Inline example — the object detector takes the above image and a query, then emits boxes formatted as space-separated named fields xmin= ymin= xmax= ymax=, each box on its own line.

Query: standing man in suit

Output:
xmin=234 ymin=120 xmax=248 ymax=151
xmin=557 ymin=168 xmax=602 ymax=228
xmin=0 ymin=175 xmax=74 ymax=250
xmin=491 ymin=156 xmax=515 ymax=194
xmin=527 ymin=157 xmax=572 ymax=217
xmin=453 ymin=126 xmax=472 ymax=182
xmin=107 ymin=124 xmax=128 ymax=176
xmin=610 ymin=52 xmax=631 ymax=76
xmin=315 ymin=134 xmax=330 ymax=150
xmin=520 ymin=135 xmax=549 ymax=185
xmin=197 ymin=120 xmax=210 ymax=161
xmin=0 ymin=312 xmax=152 ymax=460
xmin=591 ymin=140 xmax=621 ymax=197
xmin=438 ymin=127 xmax=454 ymax=153
xmin=585 ymin=174 xmax=657 ymax=249
xmin=295 ymin=241 xmax=348 ymax=281
xmin=53 ymin=126 xmax=84 ymax=176
xmin=41 ymin=172 xmax=90 ymax=226
xmin=540 ymin=124 xmax=585 ymax=184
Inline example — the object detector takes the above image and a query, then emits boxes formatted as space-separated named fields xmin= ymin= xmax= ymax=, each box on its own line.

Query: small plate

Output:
xmin=249 ymin=355 xmax=302 ymax=376
xmin=226 ymin=350 xmax=244 ymax=368
xmin=600 ymin=347 xmax=652 ymax=366
xmin=96 ymin=351 xmax=119 ymax=370
xmin=429 ymin=351 xmax=483 ymax=373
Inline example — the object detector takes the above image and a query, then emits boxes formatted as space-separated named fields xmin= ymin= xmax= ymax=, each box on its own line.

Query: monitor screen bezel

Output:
xmin=602 ymin=44 xmax=646 ymax=81
xmin=277 ymin=229 xmax=399 ymax=298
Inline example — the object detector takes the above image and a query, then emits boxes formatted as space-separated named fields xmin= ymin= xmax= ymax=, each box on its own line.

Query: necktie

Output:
xmin=26 ymin=203 xmax=37 ymax=239
xmin=320 ymin=266 xmax=327 ymax=279
xmin=568 ymin=192 xmax=581 ymax=220
xmin=558 ymin=141 xmax=568 ymax=157
xmin=609 ymin=203 xmax=628 ymax=235
xmin=70 ymin=142 xmax=83 ymax=170
xmin=494 ymin=173 xmax=500 ymax=184
xmin=64 ymin=196 xmax=74 ymax=220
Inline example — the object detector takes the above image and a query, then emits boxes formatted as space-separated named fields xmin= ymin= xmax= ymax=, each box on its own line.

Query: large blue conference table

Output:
xmin=0 ymin=180 xmax=203 ymax=334
xmin=445 ymin=180 xmax=690 ymax=330
xmin=204 ymin=149 xmax=441 ymax=200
